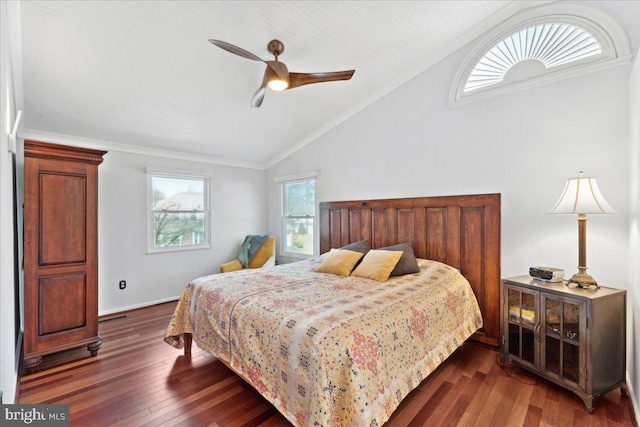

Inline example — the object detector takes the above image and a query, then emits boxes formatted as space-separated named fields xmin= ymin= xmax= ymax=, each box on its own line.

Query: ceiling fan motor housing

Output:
xmin=267 ymin=40 xmax=285 ymax=58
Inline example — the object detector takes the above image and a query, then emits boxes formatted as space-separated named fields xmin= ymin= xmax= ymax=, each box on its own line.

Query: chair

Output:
xmin=220 ymin=235 xmax=276 ymax=273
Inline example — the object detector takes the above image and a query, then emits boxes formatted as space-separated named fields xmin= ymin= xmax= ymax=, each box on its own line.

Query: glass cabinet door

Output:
xmin=505 ymin=286 xmax=538 ymax=368
xmin=541 ymin=294 xmax=585 ymax=387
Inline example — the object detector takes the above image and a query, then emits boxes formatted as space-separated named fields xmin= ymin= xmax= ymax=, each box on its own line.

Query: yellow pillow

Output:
xmin=316 ymin=249 xmax=364 ymax=276
xmin=351 ymin=250 xmax=403 ymax=281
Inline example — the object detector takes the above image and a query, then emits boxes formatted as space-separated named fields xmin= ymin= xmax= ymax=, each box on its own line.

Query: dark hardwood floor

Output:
xmin=18 ymin=301 xmax=636 ymax=426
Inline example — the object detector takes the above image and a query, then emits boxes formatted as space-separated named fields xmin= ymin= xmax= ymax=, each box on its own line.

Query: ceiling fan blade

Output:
xmin=209 ymin=40 xmax=289 ymax=82
xmin=251 ymin=86 xmax=266 ymax=108
xmin=208 ymin=39 xmax=264 ymax=62
xmin=288 ymin=70 xmax=355 ymax=89
xmin=251 ymin=66 xmax=271 ymax=108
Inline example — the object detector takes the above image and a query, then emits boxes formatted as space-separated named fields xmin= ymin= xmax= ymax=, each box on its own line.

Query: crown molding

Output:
xmin=20 ymin=129 xmax=266 ymax=170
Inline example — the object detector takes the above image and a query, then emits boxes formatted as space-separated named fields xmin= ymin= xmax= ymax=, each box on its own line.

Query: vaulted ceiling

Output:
xmin=18 ymin=1 xmax=542 ymax=169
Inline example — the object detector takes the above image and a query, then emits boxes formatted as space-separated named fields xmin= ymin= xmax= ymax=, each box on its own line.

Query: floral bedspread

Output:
xmin=164 ymin=256 xmax=482 ymax=427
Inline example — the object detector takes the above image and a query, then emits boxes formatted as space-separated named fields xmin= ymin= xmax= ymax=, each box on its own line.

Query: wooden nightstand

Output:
xmin=500 ymin=275 xmax=626 ymax=413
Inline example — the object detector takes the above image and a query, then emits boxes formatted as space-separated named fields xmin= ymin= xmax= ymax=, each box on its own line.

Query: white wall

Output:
xmin=268 ymin=46 xmax=632 ymax=284
xmin=98 ymin=151 xmax=266 ymax=314
xmin=0 ymin=0 xmax=19 ymax=405
xmin=628 ymin=44 xmax=640 ymax=416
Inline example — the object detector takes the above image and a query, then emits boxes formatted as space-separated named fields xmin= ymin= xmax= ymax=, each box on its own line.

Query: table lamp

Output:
xmin=548 ymin=171 xmax=615 ymax=288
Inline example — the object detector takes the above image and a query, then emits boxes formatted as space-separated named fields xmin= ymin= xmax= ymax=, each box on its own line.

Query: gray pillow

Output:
xmin=337 ymin=240 xmax=370 ymax=269
xmin=339 ymin=240 xmax=370 ymax=255
xmin=379 ymin=243 xmax=420 ymax=277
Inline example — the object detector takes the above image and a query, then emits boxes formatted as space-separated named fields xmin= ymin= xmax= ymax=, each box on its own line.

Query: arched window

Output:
xmin=449 ymin=4 xmax=631 ymax=106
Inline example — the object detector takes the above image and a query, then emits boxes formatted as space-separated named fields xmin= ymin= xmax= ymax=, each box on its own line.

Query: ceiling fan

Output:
xmin=209 ymin=39 xmax=355 ymax=108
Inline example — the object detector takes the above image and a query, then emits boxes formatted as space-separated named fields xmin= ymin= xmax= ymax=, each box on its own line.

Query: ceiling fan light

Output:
xmin=267 ymin=78 xmax=288 ymax=91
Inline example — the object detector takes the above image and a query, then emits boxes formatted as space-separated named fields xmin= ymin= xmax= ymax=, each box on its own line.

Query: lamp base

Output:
xmin=567 ymin=270 xmax=599 ymax=289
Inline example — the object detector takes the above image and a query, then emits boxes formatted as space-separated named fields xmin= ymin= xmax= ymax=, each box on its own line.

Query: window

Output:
xmin=464 ymin=23 xmax=601 ymax=93
xmin=281 ymin=177 xmax=315 ymax=257
xmin=449 ymin=4 xmax=631 ymax=106
xmin=147 ymin=170 xmax=210 ymax=253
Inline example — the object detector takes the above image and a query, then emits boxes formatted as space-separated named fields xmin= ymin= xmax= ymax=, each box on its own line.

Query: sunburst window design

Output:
xmin=464 ymin=23 xmax=601 ymax=93
xmin=449 ymin=5 xmax=631 ymax=107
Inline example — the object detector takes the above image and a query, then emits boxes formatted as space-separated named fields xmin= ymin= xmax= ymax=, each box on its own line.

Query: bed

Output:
xmin=164 ymin=193 xmax=501 ymax=426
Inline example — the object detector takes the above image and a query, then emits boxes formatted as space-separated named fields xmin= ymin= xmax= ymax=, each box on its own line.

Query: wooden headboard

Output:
xmin=319 ymin=193 xmax=501 ymax=347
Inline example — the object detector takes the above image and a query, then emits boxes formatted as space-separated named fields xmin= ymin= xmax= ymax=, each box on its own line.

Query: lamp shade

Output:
xmin=548 ymin=171 xmax=615 ymax=215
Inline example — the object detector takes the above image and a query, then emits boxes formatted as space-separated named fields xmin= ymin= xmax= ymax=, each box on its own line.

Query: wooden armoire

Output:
xmin=23 ymin=140 xmax=106 ymax=373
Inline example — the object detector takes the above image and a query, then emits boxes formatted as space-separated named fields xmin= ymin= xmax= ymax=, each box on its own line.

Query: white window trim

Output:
xmin=146 ymin=168 xmax=212 ymax=254
xmin=274 ymin=170 xmax=318 ymax=183
xmin=278 ymin=173 xmax=317 ymax=259
xmin=449 ymin=3 xmax=631 ymax=107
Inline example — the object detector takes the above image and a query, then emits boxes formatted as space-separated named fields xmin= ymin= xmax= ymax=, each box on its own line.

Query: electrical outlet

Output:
xmin=119 ymin=280 xmax=126 ymax=290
